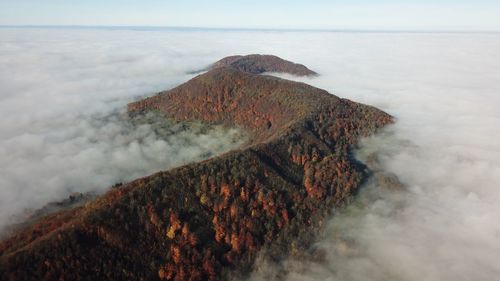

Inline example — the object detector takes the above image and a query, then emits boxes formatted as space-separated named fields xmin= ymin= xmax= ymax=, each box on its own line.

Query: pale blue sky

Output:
xmin=1 ymin=0 xmax=499 ymax=31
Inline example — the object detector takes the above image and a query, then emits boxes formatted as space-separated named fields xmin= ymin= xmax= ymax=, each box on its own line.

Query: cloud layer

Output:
xmin=253 ymin=33 xmax=500 ymax=281
xmin=0 ymin=28 xmax=248 ymax=231
xmin=1 ymin=28 xmax=500 ymax=280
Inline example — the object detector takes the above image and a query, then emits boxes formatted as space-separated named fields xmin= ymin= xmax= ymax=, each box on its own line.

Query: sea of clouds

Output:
xmin=0 ymin=28 xmax=251 ymax=231
xmin=1 ymin=28 xmax=500 ymax=280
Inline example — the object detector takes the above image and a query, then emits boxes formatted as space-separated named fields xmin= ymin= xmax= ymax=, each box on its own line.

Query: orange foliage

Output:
xmin=229 ymin=202 xmax=238 ymax=219
xmin=220 ymin=183 xmax=231 ymax=201
xmin=230 ymin=233 xmax=241 ymax=253
xmin=171 ymin=245 xmax=181 ymax=264
xmin=182 ymin=223 xmax=189 ymax=239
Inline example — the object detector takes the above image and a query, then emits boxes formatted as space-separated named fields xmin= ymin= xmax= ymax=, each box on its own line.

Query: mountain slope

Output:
xmin=0 ymin=57 xmax=391 ymax=281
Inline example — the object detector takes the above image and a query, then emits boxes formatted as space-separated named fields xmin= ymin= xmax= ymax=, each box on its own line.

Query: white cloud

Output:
xmin=251 ymin=32 xmax=500 ymax=281
xmin=0 ymin=28 xmax=248 ymax=232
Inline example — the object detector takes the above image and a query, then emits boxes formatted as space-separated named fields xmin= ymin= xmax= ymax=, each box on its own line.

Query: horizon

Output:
xmin=1 ymin=1 xmax=499 ymax=31
xmin=1 ymin=24 xmax=500 ymax=34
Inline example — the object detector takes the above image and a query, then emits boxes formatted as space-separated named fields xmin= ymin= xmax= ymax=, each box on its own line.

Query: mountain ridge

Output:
xmin=0 ymin=55 xmax=392 ymax=280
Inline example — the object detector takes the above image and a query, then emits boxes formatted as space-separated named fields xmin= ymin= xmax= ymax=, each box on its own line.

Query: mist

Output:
xmin=251 ymin=33 xmax=500 ymax=280
xmin=1 ymin=27 xmax=500 ymax=280
xmin=0 ymin=28 xmax=248 ymax=231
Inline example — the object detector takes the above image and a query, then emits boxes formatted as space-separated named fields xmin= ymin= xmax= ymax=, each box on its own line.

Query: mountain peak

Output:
xmin=211 ymin=54 xmax=318 ymax=76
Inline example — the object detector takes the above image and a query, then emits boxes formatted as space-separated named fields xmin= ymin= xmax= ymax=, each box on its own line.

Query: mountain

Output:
xmin=0 ymin=56 xmax=391 ymax=280
xmin=210 ymin=54 xmax=317 ymax=76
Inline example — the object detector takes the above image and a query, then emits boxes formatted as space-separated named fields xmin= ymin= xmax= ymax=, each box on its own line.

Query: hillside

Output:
xmin=0 ymin=56 xmax=391 ymax=281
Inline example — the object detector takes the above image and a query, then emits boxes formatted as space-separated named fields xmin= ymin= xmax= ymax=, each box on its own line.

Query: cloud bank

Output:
xmin=0 ymin=28 xmax=248 ymax=231
xmin=252 ymin=33 xmax=500 ymax=281
xmin=1 ymin=28 xmax=500 ymax=280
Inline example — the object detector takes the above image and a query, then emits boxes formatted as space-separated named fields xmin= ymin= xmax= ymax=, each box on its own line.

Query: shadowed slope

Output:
xmin=0 ymin=59 xmax=391 ymax=281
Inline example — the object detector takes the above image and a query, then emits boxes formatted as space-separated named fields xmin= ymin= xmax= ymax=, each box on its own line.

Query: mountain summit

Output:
xmin=210 ymin=54 xmax=317 ymax=76
xmin=0 ymin=55 xmax=391 ymax=280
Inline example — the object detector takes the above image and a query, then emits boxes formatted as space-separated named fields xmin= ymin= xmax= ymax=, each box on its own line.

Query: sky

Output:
xmin=0 ymin=0 xmax=499 ymax=31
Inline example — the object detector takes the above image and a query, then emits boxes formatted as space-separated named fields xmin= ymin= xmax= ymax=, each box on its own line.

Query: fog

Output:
xmin=251 ymin=33 xmax=500 ymax=281
xmin=0 ymin=28 xmax=248 ymax=231
xmin=1 ymin=28 xmax=500 ymax=280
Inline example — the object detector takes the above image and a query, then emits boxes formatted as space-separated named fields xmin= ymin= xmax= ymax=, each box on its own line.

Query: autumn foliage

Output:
xmin=0 ymin=56 xmax=391 ymax=281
